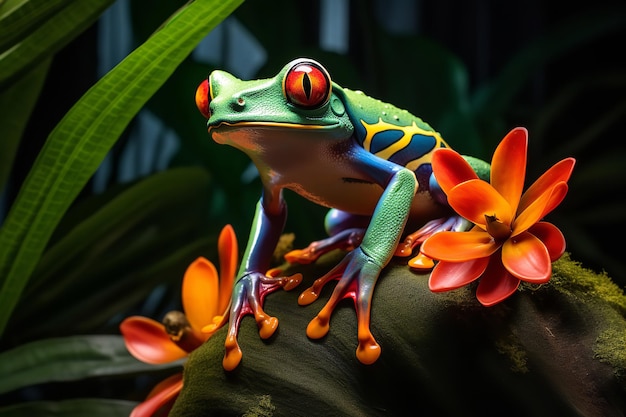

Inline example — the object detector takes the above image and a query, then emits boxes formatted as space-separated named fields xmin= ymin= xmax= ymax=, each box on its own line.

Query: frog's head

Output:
xmin=195 ymin=58 xmax=353 ymax=153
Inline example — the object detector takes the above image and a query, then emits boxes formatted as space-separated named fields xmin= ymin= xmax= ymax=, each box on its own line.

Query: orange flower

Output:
xmin=420 ymin=128 xmax=575 ymax=306
xmin=120 ymin=225 xmax=237 ymax=417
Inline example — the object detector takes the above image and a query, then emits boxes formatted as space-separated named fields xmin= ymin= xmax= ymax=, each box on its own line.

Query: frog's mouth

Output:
xmin=208 ymin=120 xmax=351 ymax=153
xmin=207 ymin=120 xmax=339 ymax=133
xmin=208 ymin=120 xmax=345 ymax=145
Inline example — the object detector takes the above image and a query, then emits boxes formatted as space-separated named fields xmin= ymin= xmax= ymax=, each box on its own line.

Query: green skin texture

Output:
xmin=204 ymin=58 xmax=489 ymax=367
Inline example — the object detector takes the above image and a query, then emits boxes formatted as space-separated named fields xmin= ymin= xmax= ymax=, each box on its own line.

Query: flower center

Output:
xmin=484 ymin=214 xmax=511 ymax=241
xmin=163 ymin=311 xmax=204 ymax=352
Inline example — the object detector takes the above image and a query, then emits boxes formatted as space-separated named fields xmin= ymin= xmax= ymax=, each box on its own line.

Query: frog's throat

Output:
xmin=207 ymin=121 xmax=340 ymax=133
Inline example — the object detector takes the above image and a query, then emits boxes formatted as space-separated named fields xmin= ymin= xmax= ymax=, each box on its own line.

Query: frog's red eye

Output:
xmin=284 ymin=61 xmax=331 ymax=109
xmin=195 ymin=79 xmax=211 ymax=119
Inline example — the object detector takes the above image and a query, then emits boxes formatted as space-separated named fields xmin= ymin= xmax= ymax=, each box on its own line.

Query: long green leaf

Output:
xmin=0 ymin=0 xmax=115 ymax=90
xmin=0 ymin=0 xmax=72 ymax=53
xmin=0 ymin=335 xmax=181 ymax=394
xmin=0 ymin=0 xmax=244 ymax=336
xmin=0 ymin=399 xmax=135 ymax=417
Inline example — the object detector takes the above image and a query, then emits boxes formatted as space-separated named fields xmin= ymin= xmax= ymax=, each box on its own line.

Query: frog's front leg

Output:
xmin=216 ymin=193 xmax=301 ymax=370
xmin=299 ymin=152 xmax=418 ymax=364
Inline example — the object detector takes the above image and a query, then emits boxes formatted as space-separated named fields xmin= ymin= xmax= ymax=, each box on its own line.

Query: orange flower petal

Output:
xmin=490 ymin=127 xmax=528 ymax=213
xmin=431 ymin=148 xmax=479 ymax=195
xmin=539 ymin=181 xmax=569 ymax=219
xmin=502 ymin=232 xmax=551 ymax=283
xmin=421 ymin=231 xmax=500 ymax=262
xmin=447 ymin=179 xmax=513 ymax=227
xmin=428 ymin=257 xmax=490 ymax=292
xmin=120 ymin=316 xmax=187 ymax=364
xmin=512 ymin=182 xmax=568 ymax=236
xmin=217 ymin=224 xmax=237 ymax=314
xmin=182 ymin=257 xmax=219 ymax=333
xmin=476 ymin=257 xmax=520 ymax=306
xmin=518 ymin=157 xmax=575 ymax=214
xmin=130 ymin=373 xmax=183 ymax=417
xmin=529 ymin=222 xmax=566 ymax=262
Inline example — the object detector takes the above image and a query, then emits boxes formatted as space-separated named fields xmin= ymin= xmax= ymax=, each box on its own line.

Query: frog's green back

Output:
xmin=334 ymin=86 xmax=449 ymax=173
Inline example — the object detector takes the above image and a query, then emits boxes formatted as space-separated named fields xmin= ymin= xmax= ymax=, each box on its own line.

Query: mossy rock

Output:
xmin=170 ymin=253 xmax=626 ymax=417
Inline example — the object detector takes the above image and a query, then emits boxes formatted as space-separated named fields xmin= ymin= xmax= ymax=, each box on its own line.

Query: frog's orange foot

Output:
xmin=300 ymin=247 xmax=383 ymax=365
xmin=396 ymin=216 xmax=472 ymax=269
xmin=205 ymin=271 xmax=302 ymax=370
xmin=285 ymin=228 xmax=364 ymax=264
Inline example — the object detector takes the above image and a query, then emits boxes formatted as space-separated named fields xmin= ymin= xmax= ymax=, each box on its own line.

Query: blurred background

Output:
xmin=1 ymin=0 xmax=624 ymax=411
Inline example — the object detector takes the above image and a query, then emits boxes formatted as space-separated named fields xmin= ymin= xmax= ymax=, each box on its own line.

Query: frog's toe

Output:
xmin=257 ymin=315 xmax=279 ymax=339
xmin=397 ymin=216 xmax=472 ymax=269
xmin=306 ymin=314 xmax=331 ymax=339
xmin=223 ymin=334 xmax=243 ymax=371
xmin=408 ymin=252 xmax=435 ymax=270
xmin=356 ymin=330 xmax=381 ymax=365
xmin=284 ymin=248 xmax=318 ymax=264
xmin=298 ymin=256 xmax=348 ymax=306
xmin=285 ymin=228 xmax=365 ymax=264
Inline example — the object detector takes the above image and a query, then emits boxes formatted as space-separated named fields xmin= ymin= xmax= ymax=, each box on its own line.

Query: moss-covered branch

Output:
xmin=171 ymin=252 xmax=625 ymax=416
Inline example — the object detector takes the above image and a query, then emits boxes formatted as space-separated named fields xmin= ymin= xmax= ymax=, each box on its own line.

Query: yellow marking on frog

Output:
xmin=360 ymin=118 xmax=447 ymax=171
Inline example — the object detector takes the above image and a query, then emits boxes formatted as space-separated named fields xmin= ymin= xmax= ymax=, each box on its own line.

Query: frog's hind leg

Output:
xmin=284 ymin=209 xmax=369 ymax=264
xmin=395 ymin=216 xmax=472 ymax=269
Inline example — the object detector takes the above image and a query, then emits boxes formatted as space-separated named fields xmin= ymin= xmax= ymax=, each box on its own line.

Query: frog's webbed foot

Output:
xmin=395 ymin=216 xmax=472 ymax=269
xmin=284 ymin=228 xmax=364 ymax=264
xmin=298 ymin=247 xmax=382 ymax=365
xmin=204 ymin=271 xmax=302 ymax=371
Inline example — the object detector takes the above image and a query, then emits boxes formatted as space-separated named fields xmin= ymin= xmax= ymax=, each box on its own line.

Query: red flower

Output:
xmin=420 ymin=128 xmax=575 ymax=306
xmin=120 ymin=225 xmax=237 ymax=416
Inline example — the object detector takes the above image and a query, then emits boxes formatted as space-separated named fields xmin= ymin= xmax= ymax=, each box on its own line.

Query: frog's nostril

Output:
xmin=195 ymin=79 xmax=211 ymax=119
xmin=229 ymin=95 xmax=246 ymax=111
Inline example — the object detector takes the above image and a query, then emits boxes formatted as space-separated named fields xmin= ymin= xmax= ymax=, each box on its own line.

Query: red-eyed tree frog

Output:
xmin=195 ymin=58 xmax=490 ymax=370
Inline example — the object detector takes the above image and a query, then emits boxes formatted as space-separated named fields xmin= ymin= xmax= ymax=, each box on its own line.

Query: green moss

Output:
xmin=242 ymin=395 xmax=276 ymax=417
xmin=545 ymin=253 xmax=626 ymax=381
xmin=495 ymin=333 xmax=529 ymax=373
xmin=550 ymin=253 xmax=626 ymax=312
xmin=595 ymin=328 xmax=626 ymax=380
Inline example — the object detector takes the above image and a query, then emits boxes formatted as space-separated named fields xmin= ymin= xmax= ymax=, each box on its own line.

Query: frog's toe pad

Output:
xmin=265 ymin=270 xmax=303 ymax=291
xmin=258 ymin=316 xmax=279 ymax=339
xmin=223 ymin=335 xmax=243 ymax=371
xmin=282 ymin=273 xmax=303 ymax=291
xmin=285 ymin=248 xmax=318 ymax=264
xmin=306 ymin=315 xmax=330 ymax=339
xmin=408 ymin=252 xmax=435 ymax=270
xmin=298 ymin=286 xmax=320 ymax=306
xmin=356 ymin=335 xmax=381 ymax=365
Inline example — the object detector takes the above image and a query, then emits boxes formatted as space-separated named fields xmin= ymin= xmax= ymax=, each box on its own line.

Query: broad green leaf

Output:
xmin=0 ymin=0 xmax=71 ymax=53
xmin=0 ymin=399 xmax=136 ymax=417
xmin=0 ymin=335 xmax=181 ymax=394
xmin=28 ymin=167 xmax=211 ymax=294
xmin=7 ymin=167 xmax=214 ymax=339
xmin=0 ymin=59 xmax=50 ymax=192
xmin=15 ymin=238 xmax=216 ymax=339
xmin=0 ymin=0 xmax=115 ymax=90
xmin=0 ymin=0 xmax=244 ymax=336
